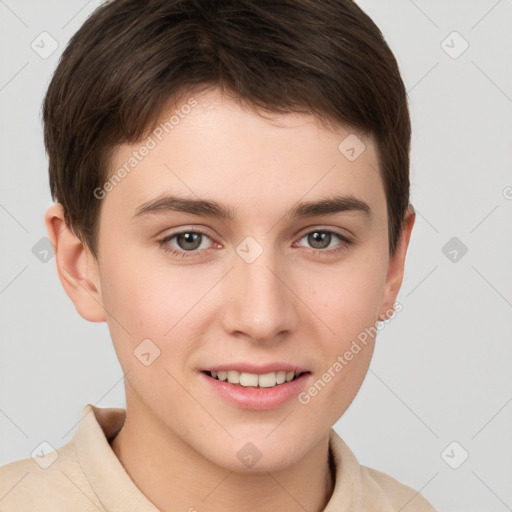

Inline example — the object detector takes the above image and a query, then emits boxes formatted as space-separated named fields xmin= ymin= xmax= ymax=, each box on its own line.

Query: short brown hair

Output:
xmin=43 ymin=0 xmax=411 ymax=257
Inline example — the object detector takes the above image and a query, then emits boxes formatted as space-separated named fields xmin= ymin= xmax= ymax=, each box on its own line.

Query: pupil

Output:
xmin=178 ymin=232 xmax=201 ymax=250
xmin=309 ymin=231 xmax=331 ymax=249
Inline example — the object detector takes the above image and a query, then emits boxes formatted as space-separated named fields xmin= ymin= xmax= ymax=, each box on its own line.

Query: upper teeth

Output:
xmin=210 ymin=370 xmax=298 ymax=387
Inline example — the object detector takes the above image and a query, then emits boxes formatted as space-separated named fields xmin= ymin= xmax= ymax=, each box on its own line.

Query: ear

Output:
xmin=45 ymin=203 xmax=106 ymax=322
xmin=378 ymin=206 xmax=415 ymax=320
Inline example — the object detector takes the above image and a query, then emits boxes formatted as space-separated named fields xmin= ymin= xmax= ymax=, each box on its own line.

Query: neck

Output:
xmin=110 ymin=394 xmax=335 ymax=512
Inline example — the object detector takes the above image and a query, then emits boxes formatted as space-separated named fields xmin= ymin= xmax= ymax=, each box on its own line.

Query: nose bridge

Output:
xmin=221 ymin=244 xmax=298 ymax=342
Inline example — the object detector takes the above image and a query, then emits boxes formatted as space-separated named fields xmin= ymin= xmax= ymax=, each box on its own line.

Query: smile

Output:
xmin=201 ymin=368 xmax=312 ymax=410
xmin=205 ymin=370 xmax=306 ymax=388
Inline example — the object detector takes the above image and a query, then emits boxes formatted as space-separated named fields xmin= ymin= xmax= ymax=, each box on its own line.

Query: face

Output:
xmin=81 ymin=88 xmax=408 ymax=472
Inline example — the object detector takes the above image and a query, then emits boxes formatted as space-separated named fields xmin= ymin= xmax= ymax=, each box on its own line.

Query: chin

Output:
xmin=199 ymin=430 xmax=315 ymax=474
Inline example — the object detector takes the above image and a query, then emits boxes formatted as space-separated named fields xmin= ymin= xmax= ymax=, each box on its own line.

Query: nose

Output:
xmin=220 ymin=248 xmax=300 ymax=344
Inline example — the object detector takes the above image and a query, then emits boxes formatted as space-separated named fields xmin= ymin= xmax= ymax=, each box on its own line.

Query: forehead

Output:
xmin=101 ymin=88 xmax=385 ymax=224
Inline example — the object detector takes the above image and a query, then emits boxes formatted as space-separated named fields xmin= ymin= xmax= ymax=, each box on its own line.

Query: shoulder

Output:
xmin=0 ymin=440 xmax=103 ymax=511
xmin=360 ymin=465 xmax=437 ymax=512
xmin=327 ymin=429 xmax=437 ymax=512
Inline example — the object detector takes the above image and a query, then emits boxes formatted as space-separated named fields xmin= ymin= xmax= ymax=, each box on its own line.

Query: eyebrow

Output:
xmin=131 ymin=193 xmax=371 ymax=221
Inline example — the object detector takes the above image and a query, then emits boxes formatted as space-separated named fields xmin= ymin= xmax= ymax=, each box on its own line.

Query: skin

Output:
xmin=46 ymin=87 xmax=415 ymax=512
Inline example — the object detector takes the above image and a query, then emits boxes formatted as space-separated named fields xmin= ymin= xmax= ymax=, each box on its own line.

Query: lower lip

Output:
xmin=200 ymin=372 xmax=311 ymax=411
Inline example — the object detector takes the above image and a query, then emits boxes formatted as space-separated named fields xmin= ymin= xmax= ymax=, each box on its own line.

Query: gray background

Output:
xmin=1 ymin=1 xmax=511 ymax=510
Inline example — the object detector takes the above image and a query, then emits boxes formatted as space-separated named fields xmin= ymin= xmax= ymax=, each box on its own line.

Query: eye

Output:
xmin=295 ymin=229 xmax=352 ymax=254
xmin=159 ymin=229 xmax=215 ymax=258
xmin=158 ymin=227 xmax=353 ymax=260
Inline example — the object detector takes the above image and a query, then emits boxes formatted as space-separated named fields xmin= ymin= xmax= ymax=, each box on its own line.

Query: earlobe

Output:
xmin=45 ymin=203 xmax=106 ymax=322
xmin=378 ymin=206 xmax=416 ymax=320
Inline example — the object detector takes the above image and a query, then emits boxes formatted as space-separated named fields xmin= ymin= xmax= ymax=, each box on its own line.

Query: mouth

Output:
xmin=202 ymin=369 xmax=309 ymax=388
xmin=199 ymin=363 xmax=312 ymax=410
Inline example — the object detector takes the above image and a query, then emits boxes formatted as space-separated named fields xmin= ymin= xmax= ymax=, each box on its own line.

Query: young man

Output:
xmin=0 ymin=0 xmax=436 ymax=510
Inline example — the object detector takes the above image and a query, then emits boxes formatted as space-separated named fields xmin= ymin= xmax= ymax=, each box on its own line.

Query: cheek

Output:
xmin=299 ymin=268 xmax=380 ymax=422
xmin=98 ymin=249 xmax=221 ymax=368
xmin=299 ymin=251 xmax=386 ymax=407
xmin=100 ymin=247 xmax=195 ymax=330
xmin=312 ymin=257 xmax=387 ymax=341
xmin=97 ymin=248 xmax=170 ymax=358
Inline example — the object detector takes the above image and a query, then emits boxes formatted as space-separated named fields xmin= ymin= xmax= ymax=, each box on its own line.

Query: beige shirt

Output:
xmin=0 ymin=404 xmax=436 ymax=511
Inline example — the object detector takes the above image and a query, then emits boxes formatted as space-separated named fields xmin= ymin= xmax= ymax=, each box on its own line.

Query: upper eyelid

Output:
xmin=296 ymin=226 xmax=351 ymax=240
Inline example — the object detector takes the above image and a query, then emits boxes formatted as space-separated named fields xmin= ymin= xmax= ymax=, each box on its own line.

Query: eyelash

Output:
xmin=158 ymin=228 xmax=353 ymax=260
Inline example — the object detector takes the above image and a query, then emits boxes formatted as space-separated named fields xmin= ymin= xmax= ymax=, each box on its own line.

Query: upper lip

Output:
xmin=202 ymin=363 xmax=310 ymax=374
